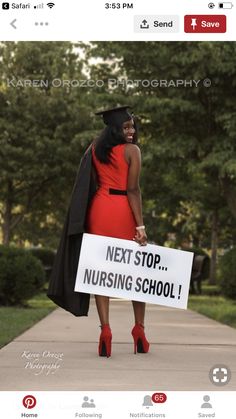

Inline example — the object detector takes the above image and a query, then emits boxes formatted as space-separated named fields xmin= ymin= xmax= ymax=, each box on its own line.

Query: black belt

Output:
xmin=109 ymin=188 xmax=127 ymax=195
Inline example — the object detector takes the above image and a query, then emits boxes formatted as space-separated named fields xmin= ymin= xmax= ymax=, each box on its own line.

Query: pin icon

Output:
xmin=191 ymin=18 xmax=197 ymax=30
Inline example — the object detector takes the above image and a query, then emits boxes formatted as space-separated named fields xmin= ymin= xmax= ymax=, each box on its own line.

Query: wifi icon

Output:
xmin=47 ymin=2 xmax=55 ymax=8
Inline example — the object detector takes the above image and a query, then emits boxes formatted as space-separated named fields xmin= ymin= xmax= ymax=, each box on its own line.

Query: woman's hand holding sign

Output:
xmin=134 ymin=225 xmax=147 ymax=246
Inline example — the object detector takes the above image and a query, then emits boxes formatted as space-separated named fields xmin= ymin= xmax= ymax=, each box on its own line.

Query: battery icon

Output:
xmin=218 ymin=2 xmax=233 ymax=7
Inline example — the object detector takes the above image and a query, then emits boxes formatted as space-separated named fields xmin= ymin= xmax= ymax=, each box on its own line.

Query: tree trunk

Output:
xmin=209 ymin=208 xmax=219 ymax=285
xmin=2 ymin=181 xmax=13 ymax=246
xmin=221 ymin=177 xmax=236 ymax=219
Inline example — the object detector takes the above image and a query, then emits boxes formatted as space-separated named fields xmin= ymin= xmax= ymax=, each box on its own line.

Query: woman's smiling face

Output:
xmin=122 ymin=119 xmax=135 ymax=143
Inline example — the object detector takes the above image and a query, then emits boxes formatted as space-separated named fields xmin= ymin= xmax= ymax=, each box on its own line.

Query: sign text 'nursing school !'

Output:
xmin=75 ymin=234 xmax=194 ymax=309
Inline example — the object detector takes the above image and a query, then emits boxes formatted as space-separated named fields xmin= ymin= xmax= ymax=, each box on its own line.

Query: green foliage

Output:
xmin=28 ymin=247 xmax=55 ymax=267
xmin=0 ymin=41 xmax=95 ymax=246
xmin=28 ymin=247 xmax=55 ymax=280
xmin=0 ymin=245 xmax=45 ymax=305
xmin=218 ymin=248 xmax=236 ymax=299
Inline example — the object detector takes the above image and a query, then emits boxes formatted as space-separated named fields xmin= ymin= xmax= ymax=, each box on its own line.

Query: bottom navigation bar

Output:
xmin=0 ymin=391 xmax=235 ymax=419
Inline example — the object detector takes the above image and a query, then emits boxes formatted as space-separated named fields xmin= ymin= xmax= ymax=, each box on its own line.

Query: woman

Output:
xmin=86 ymin=106 xmax=149 ymax=358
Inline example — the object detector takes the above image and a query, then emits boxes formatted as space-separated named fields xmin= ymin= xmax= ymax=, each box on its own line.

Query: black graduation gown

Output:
xmin=47 ymin=145 xmax=97 ymax=316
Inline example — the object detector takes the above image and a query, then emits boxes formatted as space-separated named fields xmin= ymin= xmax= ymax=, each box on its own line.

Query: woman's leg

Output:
xmin=95 ymin=295 xmax=112 ymax=357
xmin=95 ymin=295 xmax=110 ymax=325
xmin=131 ymin=301 xmax=149 ymax=353
xmin=132 ymin=300 xmax=146 ymax=326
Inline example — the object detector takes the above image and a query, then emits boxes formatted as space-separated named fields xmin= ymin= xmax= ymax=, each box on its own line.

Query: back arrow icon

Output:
xmin=10 ymin=19 xmax=17 ymax=29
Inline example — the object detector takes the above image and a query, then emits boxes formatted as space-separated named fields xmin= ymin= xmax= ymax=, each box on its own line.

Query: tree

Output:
xmin=0 ymin=42 xmax=94 ymax=246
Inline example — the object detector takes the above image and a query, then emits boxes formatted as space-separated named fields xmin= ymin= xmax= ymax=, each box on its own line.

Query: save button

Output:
xmin=184 ymin=15 xmax=226 ymax=33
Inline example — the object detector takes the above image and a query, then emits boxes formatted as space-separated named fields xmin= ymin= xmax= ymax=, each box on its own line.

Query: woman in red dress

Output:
xmin=86 ymin=106 xmax=149 ymax=357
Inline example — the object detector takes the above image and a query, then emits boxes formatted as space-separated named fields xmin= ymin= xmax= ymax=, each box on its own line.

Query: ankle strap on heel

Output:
xmin=100 ymin=324 xmax=111 ymax=332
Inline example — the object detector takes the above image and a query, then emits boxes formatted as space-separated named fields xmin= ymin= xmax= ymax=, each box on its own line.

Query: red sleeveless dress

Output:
xmin=86 ymin=144 xmax=136 ymax=240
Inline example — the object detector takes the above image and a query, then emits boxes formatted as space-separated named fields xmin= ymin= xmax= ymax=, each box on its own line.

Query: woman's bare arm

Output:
xmin=125 ymin=144 xmax=147 ymax=245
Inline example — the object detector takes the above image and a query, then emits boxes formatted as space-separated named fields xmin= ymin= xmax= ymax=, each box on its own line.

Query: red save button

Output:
xmin=184 ymin=15 xmax=226 ymax=33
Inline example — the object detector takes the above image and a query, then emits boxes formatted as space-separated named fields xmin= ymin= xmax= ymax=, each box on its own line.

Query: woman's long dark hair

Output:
xmin=94 ymin=120 xmax=138 ymax=164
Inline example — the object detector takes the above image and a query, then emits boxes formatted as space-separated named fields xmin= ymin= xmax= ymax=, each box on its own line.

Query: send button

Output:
xmin=134 ymin=15 xmax=179 ymax=33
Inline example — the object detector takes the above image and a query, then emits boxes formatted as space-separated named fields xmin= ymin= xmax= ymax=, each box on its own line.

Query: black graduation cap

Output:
xmin=95 ymin=105 xmax=132 ymax=127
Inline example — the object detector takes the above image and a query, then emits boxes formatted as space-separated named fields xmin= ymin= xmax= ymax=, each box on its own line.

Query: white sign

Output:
xmin=75 ymin=234 xmax=194 ymax=309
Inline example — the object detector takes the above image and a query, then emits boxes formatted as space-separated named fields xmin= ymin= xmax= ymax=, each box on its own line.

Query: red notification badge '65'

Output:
xmin=184 ymin=15 xmax=226 ymax=33
xmin=152 ymin=393 xmax=167 ymax=403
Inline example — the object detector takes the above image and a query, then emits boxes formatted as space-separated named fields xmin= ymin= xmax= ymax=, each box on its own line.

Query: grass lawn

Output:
xmin=188 ymin=292 xmax=236 ymax=329
xmin=0 ymin=292 xmax=56 ymax=349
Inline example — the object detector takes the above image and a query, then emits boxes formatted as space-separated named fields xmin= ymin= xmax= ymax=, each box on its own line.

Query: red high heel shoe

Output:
xmin=131 ymin=324 xmax=150 ymax=354
xmin=98 ymin=324 xmax=112 ymax=357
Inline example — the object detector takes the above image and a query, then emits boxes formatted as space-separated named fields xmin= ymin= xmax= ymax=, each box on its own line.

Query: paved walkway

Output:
xmin=0 ymin=298 xmax=236 ymax=390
